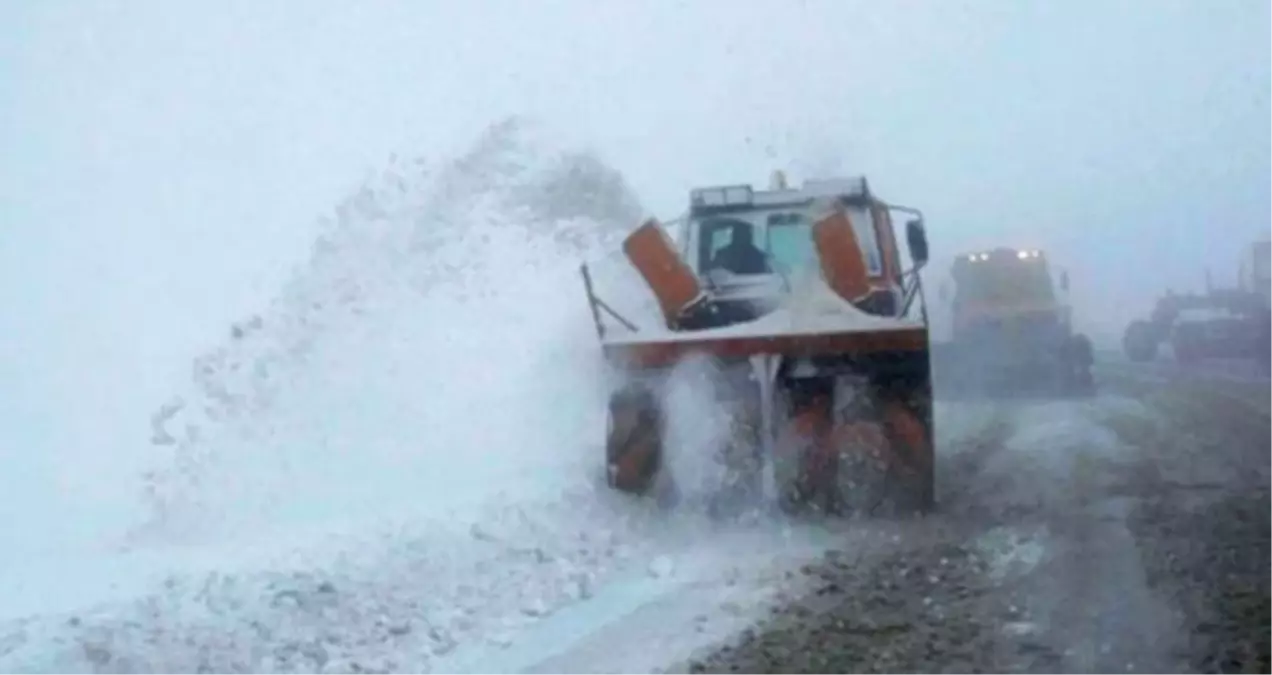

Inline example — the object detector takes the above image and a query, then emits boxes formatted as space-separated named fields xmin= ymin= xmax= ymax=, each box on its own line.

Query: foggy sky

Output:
xmin=1 ymin=0 xmax=1269 ymax=508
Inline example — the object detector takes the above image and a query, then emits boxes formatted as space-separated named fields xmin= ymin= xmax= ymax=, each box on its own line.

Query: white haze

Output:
xmin=0 ymin=0 xmax=1268 ymax=594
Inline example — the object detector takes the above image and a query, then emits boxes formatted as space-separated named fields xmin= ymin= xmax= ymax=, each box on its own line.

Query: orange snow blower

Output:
xmin=580 ymin=173 xmax=936 ymax=518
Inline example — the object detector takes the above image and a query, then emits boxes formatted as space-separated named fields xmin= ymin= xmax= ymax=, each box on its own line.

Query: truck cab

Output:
xmin=666 ymin=175 xmax=928 ymax=325
xmin=936 ymin=246 xmax=1094 ymax=396
xmin=947 ymin=247 xmax=1071 ymax=340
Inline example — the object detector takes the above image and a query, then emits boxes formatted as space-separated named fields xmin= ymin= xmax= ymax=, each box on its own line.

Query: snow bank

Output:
xmin=134 ymin=117 xmax=644 ymax=545
xmin=0 ymin=118 xmax=700 ymax=672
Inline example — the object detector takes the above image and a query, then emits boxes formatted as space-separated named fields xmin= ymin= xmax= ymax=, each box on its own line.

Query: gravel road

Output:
xmin=685 ymin=367 xmax=1270 ymax=674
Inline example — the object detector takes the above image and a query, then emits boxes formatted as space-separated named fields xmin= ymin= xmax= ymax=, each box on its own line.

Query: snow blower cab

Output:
xmin=580 ymin=173 xmax=936 ymax=518
xmin=933 ymin=247 xmax=1094 ymax=398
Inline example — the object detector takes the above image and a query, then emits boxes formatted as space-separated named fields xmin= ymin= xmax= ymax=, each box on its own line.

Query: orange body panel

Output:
xmin=813 ymin=210 xmax=872 ymax=304
xmin=622 ymin=219 xmax=704 ymax=328
xmin=603 ymin=326 xmax=927 ymax=369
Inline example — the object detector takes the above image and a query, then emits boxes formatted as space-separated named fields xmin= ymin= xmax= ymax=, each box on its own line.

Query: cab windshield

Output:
xmin=695 ymin=207 xmax=883 ymax=277
xmin=764 ymin=212 xmax=818 ymax=275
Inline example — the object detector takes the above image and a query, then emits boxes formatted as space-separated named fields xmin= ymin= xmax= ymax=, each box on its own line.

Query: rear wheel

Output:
xmin=605 ymin=385 xmax=664 ymax=496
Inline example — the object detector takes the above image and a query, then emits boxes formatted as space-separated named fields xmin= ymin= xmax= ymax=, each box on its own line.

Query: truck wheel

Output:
xmin=605 ymin=386 xmax=664 ymax=496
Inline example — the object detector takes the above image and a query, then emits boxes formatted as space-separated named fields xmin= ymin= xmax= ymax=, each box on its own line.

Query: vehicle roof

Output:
xmin=746 ymin=176 xmax=870 ymax=206
xmin=688 ymin=177 xmax=872 ymax=216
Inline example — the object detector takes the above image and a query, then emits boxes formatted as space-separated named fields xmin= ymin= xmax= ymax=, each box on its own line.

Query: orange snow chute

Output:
xmin=812 ymin=208 xmax=872 ymax=304
xmin=622 ymin=219 xmax=706 ymax=330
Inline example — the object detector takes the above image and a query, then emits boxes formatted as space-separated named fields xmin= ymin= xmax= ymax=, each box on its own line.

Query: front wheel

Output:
xmin=605 ymin=385 xmax=664 ymax=496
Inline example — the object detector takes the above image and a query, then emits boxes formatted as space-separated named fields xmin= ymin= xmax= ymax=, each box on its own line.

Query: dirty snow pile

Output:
xmin=0 ymin=118 xmax=698 ymax=673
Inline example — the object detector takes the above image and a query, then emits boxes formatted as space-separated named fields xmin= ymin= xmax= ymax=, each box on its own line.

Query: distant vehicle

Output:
xmin=1123 ymin=239 xmax=1271 ymax=367
xmin=580 ymin=172 xmax=936 ymax=518
xmin=932 ymin=247 xmax=1094 ymax=398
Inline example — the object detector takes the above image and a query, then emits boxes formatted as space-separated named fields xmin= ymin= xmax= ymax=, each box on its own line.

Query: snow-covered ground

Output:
xmin=0 ymin=118 xmax=1166 ymax=674
xmin=0 ymin=120 xmax=659 ymax=671
xmin=0 ymin=120 xmax=843 ymax=674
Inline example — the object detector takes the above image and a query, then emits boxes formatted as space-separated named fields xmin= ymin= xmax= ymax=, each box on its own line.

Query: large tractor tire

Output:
xmin=605 ymin=385 xmax=672 ymax=504
xmin=605 ymin=361 xmax=765 ymax=519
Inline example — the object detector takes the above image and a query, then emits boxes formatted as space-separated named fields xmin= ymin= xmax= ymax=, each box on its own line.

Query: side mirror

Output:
xmin=1060 ymin=270 xmax=1070 ymax=292
xmin=905 ymin=218 xmax=929 ymax=267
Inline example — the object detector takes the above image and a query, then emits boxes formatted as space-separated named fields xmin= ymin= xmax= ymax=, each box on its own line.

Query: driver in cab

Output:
xmin=710 ymin=222 xmax=770 ymax=275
